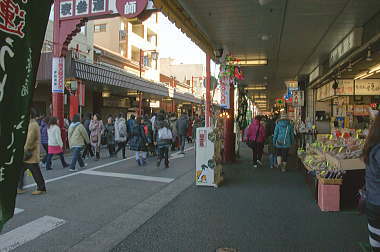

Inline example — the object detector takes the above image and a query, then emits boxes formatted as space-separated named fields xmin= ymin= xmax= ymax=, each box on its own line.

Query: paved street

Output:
xmin=0 ymin=144 xmax=370 ymax=252
xmin=0 ymin=144 xmax=195 ymax=252
xmin=113 ymin=146 xmax=369 ymax=252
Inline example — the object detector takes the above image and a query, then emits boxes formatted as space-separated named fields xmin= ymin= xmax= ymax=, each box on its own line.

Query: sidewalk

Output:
xmin=112 ymin=145 xmax=368 ymax=252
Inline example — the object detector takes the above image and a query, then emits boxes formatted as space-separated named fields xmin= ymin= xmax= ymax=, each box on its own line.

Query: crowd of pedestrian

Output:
xmin=244 ymin=112 xmax=294 ymax=172
xmin=18 ymin=108 xmax=203 ymax=195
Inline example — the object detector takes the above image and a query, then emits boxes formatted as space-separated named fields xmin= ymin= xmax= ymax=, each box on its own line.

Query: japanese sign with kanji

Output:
xmin=58 ymin=0 xmax=148 ymax=20
xmin=52 ymin=57 xmax=65 ymax=93
xmin=0 ymin=0 xmax=53 ymax=231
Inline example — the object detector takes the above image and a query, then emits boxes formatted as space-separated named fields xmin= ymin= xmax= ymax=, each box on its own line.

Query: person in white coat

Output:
xmin=115 ymin=113 xmax=128 ymax=159
xmin=46 ymin=117 xmax=69 ymax=170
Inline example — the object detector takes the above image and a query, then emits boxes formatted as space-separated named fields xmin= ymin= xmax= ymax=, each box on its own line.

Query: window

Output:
xmin=94 ymin=24 xmax=106 ymax=33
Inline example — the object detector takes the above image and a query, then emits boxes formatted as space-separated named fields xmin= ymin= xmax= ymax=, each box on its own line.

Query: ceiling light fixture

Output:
xmin=239 ymin=59 xmax=268 ymax=66
xmin=360 ymin=72 xmax=375 ymax=79
xmin=367 ymin=47 xmax=373 ymax=62
xmin=245 ymin=86 xmax=267 ymax=91
xmin=369 ymin=63 xmax=380 ymax=74
xmin=354 ymin=71 xmax=369 ymax=80
xmin=355 ymin=71 xmax=375 ymax=80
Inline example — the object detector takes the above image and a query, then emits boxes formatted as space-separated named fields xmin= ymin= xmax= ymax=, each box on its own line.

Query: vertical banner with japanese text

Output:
xmin=0 ymin=0 xmax=53 ymax=231
xmin=195 ymin=127 xmax=215 ymax=187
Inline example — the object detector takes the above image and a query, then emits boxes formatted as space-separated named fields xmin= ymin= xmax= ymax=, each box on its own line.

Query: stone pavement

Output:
xmin=112 ymin=145 xmax=368 ymax=252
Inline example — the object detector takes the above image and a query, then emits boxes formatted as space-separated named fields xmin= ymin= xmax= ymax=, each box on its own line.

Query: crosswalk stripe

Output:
xmin=81 ymin=170 xmax=175 ymax=183
xmin=0 ymin=216 xmax=66 ymax=252
xmin=22 ymin=146 xmax=194 ymax=189
xmin=14 ymin=208 xmax=24 ymax=215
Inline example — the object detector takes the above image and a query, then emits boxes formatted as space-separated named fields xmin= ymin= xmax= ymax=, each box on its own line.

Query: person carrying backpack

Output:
xmin=68 ymin=114 xmax=89 ymax=172
xmin=115 ymin=113 xmax=128 ymax=159
xmin=273 ymin=113 xmax=294 ymax=172
xmin=155 ymin=114 xmax=172 ymax=168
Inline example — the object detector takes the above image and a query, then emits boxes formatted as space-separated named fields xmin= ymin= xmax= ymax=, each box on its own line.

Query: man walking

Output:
xmin=176 ymin=112 xmax=189 ymax=155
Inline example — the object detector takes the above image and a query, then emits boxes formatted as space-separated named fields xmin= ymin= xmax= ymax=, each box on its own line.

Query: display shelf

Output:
xmin=324 ymin=153 xmax=365 ymax=171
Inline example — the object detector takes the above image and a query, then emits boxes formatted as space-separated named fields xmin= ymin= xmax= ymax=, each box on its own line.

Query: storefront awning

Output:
xmin=72 ymin=59 xmax=202 ymax=104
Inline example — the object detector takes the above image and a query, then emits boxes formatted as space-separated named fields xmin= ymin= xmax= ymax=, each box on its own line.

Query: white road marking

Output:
xmin=23 ymin=146 xmax=195 ymax=189
xmin=24 ymin=157 xmax=134 ymax=189
xmin=14 ymin=208 xmax=24 ymax=215
xmin=0 ymin=216 xmax=66 ymax=252
xmin=81 ymin=171 xmax=175 ymax=183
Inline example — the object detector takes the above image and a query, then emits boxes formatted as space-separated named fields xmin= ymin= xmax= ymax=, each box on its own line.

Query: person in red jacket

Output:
xmin=246 ymin=116 xmax=266 ymax=168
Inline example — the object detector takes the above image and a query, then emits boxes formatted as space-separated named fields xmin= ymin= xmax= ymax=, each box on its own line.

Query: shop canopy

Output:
xmin=153 ymin=0 xmax=380 ymax=102
xmin=72 ymin=59 xmax=202 ymax=104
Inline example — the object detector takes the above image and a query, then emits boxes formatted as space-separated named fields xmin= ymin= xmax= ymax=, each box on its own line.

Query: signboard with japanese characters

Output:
xmin=52 ymin=57 xmax=65 ymax=93
xmin=219 ymin=79 xmax=230 ymax=109
xmin=59 ymin=0 xmax=149 ymax=20
xmin=196 ymin=128 xmax=215 ymax=187
xmin=336 ymin=79 xmax=354 ymax=96
xmin=116 ymin=0 xmax=148 ymax=18
xmin=355 ymin=79 xmax=380 ymax=95
xmin=329 ymin=28 xmax=363 ymax=67
xmin=292 ymin=90 xmax=304 ymax=107
xmin=0 ymin=0 xmax=53 ymax=231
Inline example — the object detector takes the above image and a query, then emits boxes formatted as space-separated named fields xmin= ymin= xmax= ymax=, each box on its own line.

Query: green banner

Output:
xmin=0 ymin=0 xmax=52 ymax=231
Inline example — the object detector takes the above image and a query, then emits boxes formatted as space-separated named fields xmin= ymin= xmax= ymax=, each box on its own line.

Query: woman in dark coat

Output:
xmin=129 ymin=117 xmax=148 ymax=166
xmin=104 ymin=116 xmax=116 ymax=157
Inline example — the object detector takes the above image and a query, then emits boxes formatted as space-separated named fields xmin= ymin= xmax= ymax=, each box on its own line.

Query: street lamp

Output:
xmin=139 ymin=49 xmax=159 ymax=78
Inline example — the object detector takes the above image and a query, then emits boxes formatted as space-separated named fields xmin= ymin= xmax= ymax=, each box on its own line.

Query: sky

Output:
xmin=158 ymin=14 xmax=205 ymax=65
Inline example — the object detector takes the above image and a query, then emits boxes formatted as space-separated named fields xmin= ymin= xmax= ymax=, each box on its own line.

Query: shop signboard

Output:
xmin=59 ymin=0 xmax=149 ymax=20
xmin=329 ymin=28 xmax=363 ymax=67
xmin=219 ymin=80 xmax=230 ymax=109
xmin=52 ymin=57 xmax=65 ymax=93
xmin=355 ymin=79 xmax=380 ymax=95
xmin=292 ymin=90 xmax=304 ymax=107
xmin=309 ymin=66 xmax=321 ymax=83
xmin=336 ymin=79 xmax=354 ymax=96
xmin=149 ymin=100 xmax=160 ymax=108
xmin=196 ymin=127 xmax=215 ymax=187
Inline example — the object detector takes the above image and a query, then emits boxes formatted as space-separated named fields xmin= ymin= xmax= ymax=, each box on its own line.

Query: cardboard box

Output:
xmin=318 ymin=182 xmax=340 ymax=212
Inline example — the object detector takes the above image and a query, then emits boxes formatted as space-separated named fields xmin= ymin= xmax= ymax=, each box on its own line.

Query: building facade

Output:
xmin=93 ymin=13 xmax=160 ymax=82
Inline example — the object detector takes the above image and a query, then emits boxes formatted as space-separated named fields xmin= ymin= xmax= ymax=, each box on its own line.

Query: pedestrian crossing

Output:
xmin=0 ymin=216 xmax=66 ymax=252
xmin=82 ymin=170 xmax=175 ymax=183
xmin=0 ymin=146 xmax=195 ymax=251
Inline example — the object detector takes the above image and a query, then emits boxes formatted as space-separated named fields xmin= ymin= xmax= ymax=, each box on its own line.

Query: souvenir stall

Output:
xmin=297 ymin=127 xmax=367 ymax=211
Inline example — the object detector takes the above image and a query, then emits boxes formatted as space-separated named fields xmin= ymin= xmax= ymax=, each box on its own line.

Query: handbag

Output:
xmin=247 ymin=124 xmax=261 ymax=150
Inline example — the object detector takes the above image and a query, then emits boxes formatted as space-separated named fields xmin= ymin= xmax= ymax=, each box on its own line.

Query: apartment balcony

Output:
xmin=129 ymin=32 xmax=157 ymax=51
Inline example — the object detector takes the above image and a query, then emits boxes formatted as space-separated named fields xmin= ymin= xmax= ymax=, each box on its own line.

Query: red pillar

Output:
xmin=69 ymin=92 xmax=79 ymax=120
xmin=224 ymin=84 xmax=235 ymax=163
xmin=206 ymin=55 xmax=211 ymax=127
